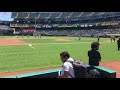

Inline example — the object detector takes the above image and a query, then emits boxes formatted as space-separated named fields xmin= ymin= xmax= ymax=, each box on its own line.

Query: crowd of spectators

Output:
xmin=37 ymin=29 xmax=120 ymax=36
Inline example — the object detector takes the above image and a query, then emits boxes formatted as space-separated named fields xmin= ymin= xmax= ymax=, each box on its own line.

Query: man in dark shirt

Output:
xmin=113 ymin=37 xmax=116 ymax=42
xmin=97 ymin=36 xmax=100 ymax=42
xmin=117 ymin=38 xmax=120 ymax=51
xmin=88 ymin=42 xmax=101 ymax=66
xmin=110 ymin=37 xmax=112 ymax=43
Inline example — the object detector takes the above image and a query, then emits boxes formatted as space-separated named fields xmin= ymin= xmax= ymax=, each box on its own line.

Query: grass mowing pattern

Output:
xmin=0 ymin=36 xmax=119 ymax=72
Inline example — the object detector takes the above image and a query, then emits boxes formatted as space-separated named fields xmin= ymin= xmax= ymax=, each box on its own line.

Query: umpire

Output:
xmin=117 ymin=38 xmax=120 ymax=51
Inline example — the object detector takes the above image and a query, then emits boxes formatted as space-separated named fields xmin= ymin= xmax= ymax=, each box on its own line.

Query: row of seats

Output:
xmin=12 ymin=12 xmax=120 ymax=20
xmin=34 ymin=29 xmax=120 ymax=36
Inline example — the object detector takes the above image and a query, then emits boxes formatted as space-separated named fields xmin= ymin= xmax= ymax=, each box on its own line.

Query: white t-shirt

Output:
xmin=67 ymin=57 xmax=74 ymax=63
xmin=61 ymin=59 xmax=75 ymax=78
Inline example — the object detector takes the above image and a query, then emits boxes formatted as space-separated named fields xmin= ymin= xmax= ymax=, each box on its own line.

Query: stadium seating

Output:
xmin=17 ymin=12 xmax=28 ymax=18
xmin=29 ymin=12 xmax=39 ymax=18
xmin=38 ymin=12 xmax=50 ymax=19
xmin=11 ymin=12 xmax=120 ymax=24
xmin=10 ymin=12 xmax=120 ymax=36
xmin=12 ymin=12 xmax=120 ymax=20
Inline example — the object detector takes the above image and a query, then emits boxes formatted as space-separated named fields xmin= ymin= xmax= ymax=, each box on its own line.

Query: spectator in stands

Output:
xmin=59 ymin=51 xmax=75 ymax=78
xmin=117 ymin=38 xmax=120 ymax=51
xmin=88 ymin=42 xmax=101 ymax=66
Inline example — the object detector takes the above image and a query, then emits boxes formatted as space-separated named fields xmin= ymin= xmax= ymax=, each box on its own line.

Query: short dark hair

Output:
xmin=91 ymin=42 xmax=100 ymax=49
xmin=60 ymin=51 xmax=70 ymax=58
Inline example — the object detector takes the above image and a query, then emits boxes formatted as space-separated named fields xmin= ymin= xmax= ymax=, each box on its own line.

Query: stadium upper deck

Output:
xmin=11 ymin=12 xmax=120 ymax=20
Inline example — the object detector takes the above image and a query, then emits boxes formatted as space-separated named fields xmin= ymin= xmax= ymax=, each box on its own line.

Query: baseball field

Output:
xmin=0 ymin=36 xmax=120 ymax=77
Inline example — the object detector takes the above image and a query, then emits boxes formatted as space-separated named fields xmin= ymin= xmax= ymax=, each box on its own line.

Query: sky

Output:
xmin=0 ymin=12 xmax=13 ymax=21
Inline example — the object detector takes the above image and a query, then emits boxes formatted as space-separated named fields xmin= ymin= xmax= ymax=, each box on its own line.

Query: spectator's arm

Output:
xmin=88 ymin=51 xmax=90 ymax=57
xmin=117 ymin=41 xmax=119 ymax=45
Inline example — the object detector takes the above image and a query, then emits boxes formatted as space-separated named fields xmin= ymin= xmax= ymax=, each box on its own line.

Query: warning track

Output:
xmin=100 ymin=61 xmax=120 ymax=78
xmin=0 ymin=38 xmax=26 ymax=46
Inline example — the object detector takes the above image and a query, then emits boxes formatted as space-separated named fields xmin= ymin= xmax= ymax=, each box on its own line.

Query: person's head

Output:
xmin=91 ymin=42 xmax=100 ymax=50
xmin=60 ymin=51 xmax=70 ymax=63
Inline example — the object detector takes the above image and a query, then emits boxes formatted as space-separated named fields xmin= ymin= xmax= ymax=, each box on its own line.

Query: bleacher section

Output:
xmin=10 ymin=12 xmax=120 ymax=36
xmin=11 ymin=12 xmax=120 ymax=20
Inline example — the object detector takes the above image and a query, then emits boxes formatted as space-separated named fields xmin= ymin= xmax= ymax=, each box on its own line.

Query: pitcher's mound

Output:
xmin=0 ymin=38 xmax=25 ymax=46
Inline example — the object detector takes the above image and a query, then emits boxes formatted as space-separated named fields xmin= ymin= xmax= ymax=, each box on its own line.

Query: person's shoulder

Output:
xmin=88 ymin=50 xmax=91 ymax=52
xmin=96 ymin=50 xmax=100 ymax=54
xmin=64 ymin=61 xmax=71 ymax=64
xmin=90 ymin=50 xmax=99 ymax=53
xmin=64 ymin=61 xmax=72 ymax=66
xmin=67 ymin=57 xmax=74 ymax=62
xmin=88 ymin=49 xmax=93 ymax=53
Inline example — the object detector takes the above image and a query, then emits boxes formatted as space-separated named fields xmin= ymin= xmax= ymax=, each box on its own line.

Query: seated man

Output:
xmin=59 ymin=51 xmax=75 ymax=78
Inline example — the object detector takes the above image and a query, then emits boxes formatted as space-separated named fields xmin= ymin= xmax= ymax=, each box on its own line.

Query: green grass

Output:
xmin=0 ymin=36 xmax=120 ymax=72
